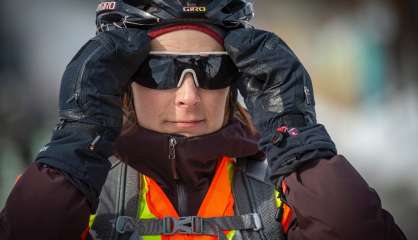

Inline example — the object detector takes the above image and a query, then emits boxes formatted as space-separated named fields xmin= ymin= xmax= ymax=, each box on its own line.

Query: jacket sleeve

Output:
xmin=284 ymin=155 xmax=407 ymax=240
xmin=0 ymin=163 xmax=90 ymax=240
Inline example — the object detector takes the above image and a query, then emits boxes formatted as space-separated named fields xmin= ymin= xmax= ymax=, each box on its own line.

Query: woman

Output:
xmin=0 ymin=1 xmax=406 ymax=239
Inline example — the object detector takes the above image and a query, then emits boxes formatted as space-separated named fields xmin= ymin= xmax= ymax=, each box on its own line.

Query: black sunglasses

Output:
xmin=132 ymin=51 xmax=239 ymax=90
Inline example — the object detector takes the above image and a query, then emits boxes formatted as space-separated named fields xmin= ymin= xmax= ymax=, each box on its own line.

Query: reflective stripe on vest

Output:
xmin=139 ymin=156 xmax=236 ymax=240
xmin=275 ymin=179 xmax=293 ymax=234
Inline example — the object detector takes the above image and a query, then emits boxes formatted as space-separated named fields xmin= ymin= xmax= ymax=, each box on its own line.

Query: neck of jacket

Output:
xmin=112 ymin=118 xmax=264 ymax=216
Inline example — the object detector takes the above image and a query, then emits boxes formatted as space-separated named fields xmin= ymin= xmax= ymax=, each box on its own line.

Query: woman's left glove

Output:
xmin=224 ymin=28 xmax=336 ymax=180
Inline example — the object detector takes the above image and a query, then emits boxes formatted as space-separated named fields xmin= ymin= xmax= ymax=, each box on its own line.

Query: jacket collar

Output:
xmin=112 ymin=119 xmax=263 ymax=189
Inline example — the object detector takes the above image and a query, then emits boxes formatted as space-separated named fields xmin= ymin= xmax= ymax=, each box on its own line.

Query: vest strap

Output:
xmin=116 ymin=213 xmax=262 ymax=239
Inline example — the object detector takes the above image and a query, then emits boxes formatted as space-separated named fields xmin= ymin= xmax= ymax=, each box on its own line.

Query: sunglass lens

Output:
xmin=132 ymin=54 xmax=238 ymax=90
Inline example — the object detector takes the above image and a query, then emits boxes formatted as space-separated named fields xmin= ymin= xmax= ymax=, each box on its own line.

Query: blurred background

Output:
xmin=0 ymin=0 xmax=417 ymax=238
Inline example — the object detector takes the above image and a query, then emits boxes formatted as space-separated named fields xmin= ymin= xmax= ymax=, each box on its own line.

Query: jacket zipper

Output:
xmin=168 ymin=137 xmax=179 ymax=180
xmin=68 ymin=44 xmax=102 ymax=105
xmin=168 ymin=136 xmax=187 ymax=216
xmin=304 ymin=86 xmax=311 ymax=105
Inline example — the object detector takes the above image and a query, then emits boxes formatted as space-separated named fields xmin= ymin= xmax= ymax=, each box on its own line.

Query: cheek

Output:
xmin=131 ymin=84 xmax=173 ymax=127
xmin=200 ymin=88 xmax=229 ymax=128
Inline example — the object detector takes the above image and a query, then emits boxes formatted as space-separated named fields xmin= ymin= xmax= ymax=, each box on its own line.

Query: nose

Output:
xmin=175 ymin=71 xmax=201 ymax=107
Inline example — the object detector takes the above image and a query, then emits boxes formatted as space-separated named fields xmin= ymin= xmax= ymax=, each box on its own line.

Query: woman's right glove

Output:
xmin=224 ymin=28 xmax=337 ymax=181
xmin=35 ymin=28 xmax=150 ymax=211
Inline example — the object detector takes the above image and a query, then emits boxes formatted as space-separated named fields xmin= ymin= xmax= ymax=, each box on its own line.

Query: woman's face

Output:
xmin=131 ymin=30 xmax=230 ymax=137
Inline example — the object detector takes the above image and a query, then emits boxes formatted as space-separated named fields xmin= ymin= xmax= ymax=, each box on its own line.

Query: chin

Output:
xmin=171 ymin=129 xmax=209 ymax=137
xmin=163 ymin=121 xmax=214 ymax=137
xmin=173 ymin=126 xmax=223 ymax=137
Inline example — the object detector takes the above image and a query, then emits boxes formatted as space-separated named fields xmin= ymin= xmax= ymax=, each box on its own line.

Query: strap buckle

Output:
xmin=249 ymin=213 xmax=262 ymax=231
xmin=163 ymin=216 xmax=203 ymax=235
xmin=116 ymin=216 xmax=136 ymax=234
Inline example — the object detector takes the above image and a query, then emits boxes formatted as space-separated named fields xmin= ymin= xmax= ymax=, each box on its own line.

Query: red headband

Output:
xmin=148 ymin=23 xmax=224 ymax=45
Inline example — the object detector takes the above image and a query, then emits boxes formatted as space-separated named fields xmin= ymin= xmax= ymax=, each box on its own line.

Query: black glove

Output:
xmin=224 ymin=28 xmax=336 ymax=180
xmin=35 ymin=28 xmax=150 ymax=210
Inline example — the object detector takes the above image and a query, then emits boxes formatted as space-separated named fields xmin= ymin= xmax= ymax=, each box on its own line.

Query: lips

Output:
xmin=166 ymin=120 xmax=205 ymax=128
xmin=166 ymin=119 xmax=205 ymax=123
xmin=173 ymin=120 xmax=204 ymax=123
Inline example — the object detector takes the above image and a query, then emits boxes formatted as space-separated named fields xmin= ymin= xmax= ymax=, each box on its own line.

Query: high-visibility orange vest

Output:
xmin=83 ymin=156 xmax=293 ymax=240
xmin=143 ymin=156 xmax=235 ymax=240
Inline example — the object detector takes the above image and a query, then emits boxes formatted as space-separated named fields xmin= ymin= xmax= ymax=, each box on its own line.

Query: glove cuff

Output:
xmin=259 ymin=123 xmax=337 ymax=179
xmin=35 ymin=123 xmax=113 ymax=211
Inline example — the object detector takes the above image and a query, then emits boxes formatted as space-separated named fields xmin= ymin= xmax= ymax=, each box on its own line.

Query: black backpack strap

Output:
xmin=114 ymin=213 xmax=262 ymax=240
xmin=244 ymin=158 xmax=271 ymax=183
xmin=233 ymin=158 xmax=285 ymax=240
xmin=90 ymin=156 xmax=140 ymax=240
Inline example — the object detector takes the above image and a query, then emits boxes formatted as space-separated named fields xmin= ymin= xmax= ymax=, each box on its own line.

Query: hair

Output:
xmin=121 ymin=86 xmax=258 ymax=135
